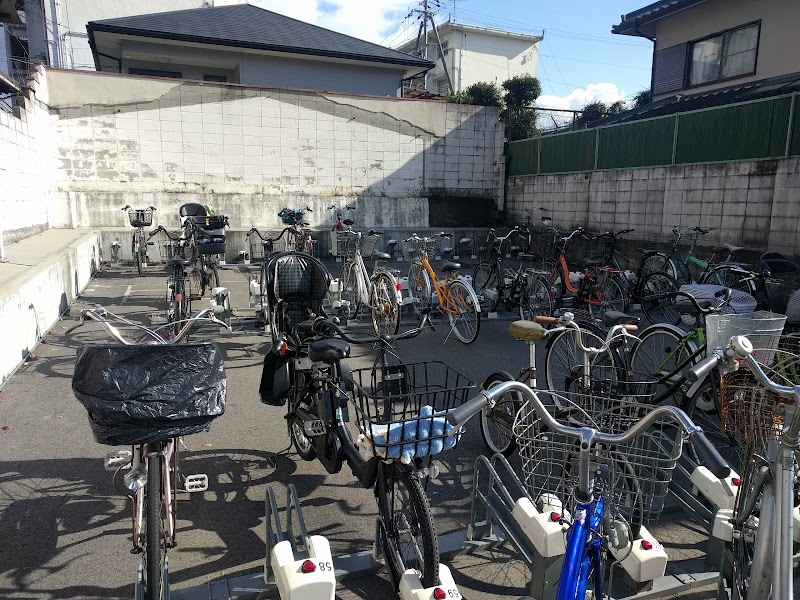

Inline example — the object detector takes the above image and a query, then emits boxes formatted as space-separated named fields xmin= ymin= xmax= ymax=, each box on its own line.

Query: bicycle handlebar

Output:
xmin=148 ymin=226 xmax=179 ymax=240
xmin=69 ymin=306 xmax=229 ymax=344
xmin=644 ymin=287 xmax=732 ymax=315
xmin=560 ymin=227 xmax=585 ymax=243
xmin=403 ymin=232 xmax=451 ymax=243
xmin=446 ymin=380 xmax=731 ymax=479
xmin=305 ymin=310 xmax=435 ymax=346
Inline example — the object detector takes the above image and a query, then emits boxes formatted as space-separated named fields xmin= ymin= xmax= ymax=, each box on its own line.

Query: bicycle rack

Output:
xmin=110 ymin=240 xmax=121 ymax=268
xmin=135 ymin=555 xmax=170 ymax=600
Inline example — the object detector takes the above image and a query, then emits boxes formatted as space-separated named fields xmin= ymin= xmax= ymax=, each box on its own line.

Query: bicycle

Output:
xmin=689 ymin=336 xmax=800 ymax=600
xmin=472 ymin=226 xmax=555 ymax=319
xmin=121 ymin=205 xmax=156 ymax=275
xmin=148 ymin=226 xmax=194 ymax=336
xmin=258 ymin=251 xmax=474 ymax=591
xmin=70 ymin=306 xmax=228 ymax=600
xmin=646 ymin=225 xmax=746 ymax=287
xmin=336 ymin=229 xmax=402 ymax=336
xmin=178 ymin=212 xmax=228 ymax=298
xmin=278 ymin=207 xmax=315 ymax=255
xmin=537 ymin=227 xmax=627 ymax=317
xmin=447 ymin=377 xmax=730 ymax=600
xmin=406 ymin=232 xmax=481 ymax=344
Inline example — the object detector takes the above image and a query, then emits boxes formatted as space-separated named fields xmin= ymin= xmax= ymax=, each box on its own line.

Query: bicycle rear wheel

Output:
xmin=543 ymin=322 xmax=618 ymax=393
xmin=408 ymin=263 xmax=432 ymax=316
xmin=639 ymin=271 xmax=681 ymax=325
xmin=370 ymin=272 xmax=400 ymax=336
xmin=479 ymin=371 xmax=522 ymax=456
xmin=629 ymin=323 xmax=695 ymax=407
xmin=519 ymin=275 xmax=554 ymax=321
xmin=378 ymin=465 xmax=438 ymax=589
xmin=144 ymin=456 xmax=164 ymax=600
xmin=472 ymin=262 xmax=498 ymax=313
xmin=339 ymin=261 xmax=361 ymax=320
xmin=447 ymin=280 xmax=480 ymax=344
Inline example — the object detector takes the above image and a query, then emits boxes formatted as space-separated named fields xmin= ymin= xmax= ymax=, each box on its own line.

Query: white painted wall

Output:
xmin=40 ymin=68 xmax=504 ymax=230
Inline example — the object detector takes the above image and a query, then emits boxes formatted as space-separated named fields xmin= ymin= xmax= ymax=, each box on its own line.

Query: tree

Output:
xmin=464 ymin=82 xmax=503 ymax=107
xmin=633 ymin=89 xmax=651 ymax=108
xmin=501 ymin=75 xmax=541 ymax=141
xmin=574 ymin=101 xmax=608 ymax=128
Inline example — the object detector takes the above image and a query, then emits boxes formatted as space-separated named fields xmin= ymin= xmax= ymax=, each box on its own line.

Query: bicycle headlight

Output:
xmin=124 ymin=466 xmax=148 ymax=492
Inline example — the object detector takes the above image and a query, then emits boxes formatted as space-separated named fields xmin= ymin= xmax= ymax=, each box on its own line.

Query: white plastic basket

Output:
xmin=705 ymin=310 xmax=787 ymax=363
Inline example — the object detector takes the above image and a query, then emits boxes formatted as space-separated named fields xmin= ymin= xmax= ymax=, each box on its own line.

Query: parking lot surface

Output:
xmin=0 ymin=262 xmax=718 ymax=599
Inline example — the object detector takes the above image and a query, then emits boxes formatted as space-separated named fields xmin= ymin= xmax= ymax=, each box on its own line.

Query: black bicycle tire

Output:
xmin=472 ymin=262 xmax=498 ymax=312
xmin=408 ymin=263 xmax=432 ymax=316
xmin=145 ymin=455 xmax=163 ymax=600
xmin=611 ymin=451 xmax=644 ymax=541
xmin=639 ymin=271 xmax=682 ymax=326
xmin=629 ymin=323 xmax=697 ymax=407
xmin=339 ymin=261 xmax=361 ymax=320
xmin=701 ymin=265 xmax=752 ymax=294
xmin=543 ymin=321 xmax=619 ymax=393
xmin=479 ymin=371 xmax=521 ymax=456
xmin=448 ymin=279 xmax=481 ymax=344
xmin=172 ymin=270 xmax=184 ymax=337
xmin=370 ymin=272 xmax=400 ymax=336
xmin=379 ymin=466 xmax=439 ymax=589
xmin=135 ymin=233 xmax=143 ymax=275
xmin=519 ymin=275 xmax=554 ymax=320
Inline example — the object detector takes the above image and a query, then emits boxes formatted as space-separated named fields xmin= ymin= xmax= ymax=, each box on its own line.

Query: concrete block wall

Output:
xmin=39 ymin=68 xmax=504 ymax=231
xmin=506 ymin=158 xmax=800 ymax=256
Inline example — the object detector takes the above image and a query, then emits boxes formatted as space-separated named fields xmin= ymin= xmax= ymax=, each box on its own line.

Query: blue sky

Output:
xmin=222 ymin=0 xmax=655 ymax=109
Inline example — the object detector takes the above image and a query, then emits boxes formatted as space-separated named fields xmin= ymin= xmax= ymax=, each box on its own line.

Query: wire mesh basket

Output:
xmin=476 ymin=237 xmax=500 ymax=261
xmin=535 ymin=229 xmax=559 ymax=260
xmin=719 ymin=354 xmax=797 ymax=448
xmin=705 ymin=310 xmax=787 ymax=363
xmin=514 ymin=390 xmax=683 ymax=524
xmin=127 ymin=208 xmax=154 ymax=228
xmin=348 ymin=361 xmax=475 ymax=462
xmin=249 ymin=230 xmax=288 ymax=262
xmin=764 ymin=271 xmax=800 ymax=315
xmin=402 ymin=238 xmax=438 ymax=262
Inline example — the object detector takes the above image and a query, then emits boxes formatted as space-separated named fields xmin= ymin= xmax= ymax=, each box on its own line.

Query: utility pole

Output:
xmin=411 ymin=0 xmax=453 ymax=93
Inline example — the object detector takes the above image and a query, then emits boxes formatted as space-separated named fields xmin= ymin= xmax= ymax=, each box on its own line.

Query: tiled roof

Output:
xmin=612 ymin=0 xmax=707 ymax=35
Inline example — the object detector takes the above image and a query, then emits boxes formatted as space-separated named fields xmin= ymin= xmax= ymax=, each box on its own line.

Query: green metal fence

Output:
xmin=507 ymin=92 xmax=800 ymax=176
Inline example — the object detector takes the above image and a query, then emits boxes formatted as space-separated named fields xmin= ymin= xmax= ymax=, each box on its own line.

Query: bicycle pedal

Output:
xmin=104 ymin=450 xmax=133 ymax=471
xmin=304 ymin=420 xmax=326 ymax=437
xmin=182 ymin=474 xmax=209 ymax=492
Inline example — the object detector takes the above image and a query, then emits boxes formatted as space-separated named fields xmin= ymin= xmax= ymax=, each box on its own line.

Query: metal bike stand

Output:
xmin=135 ymin=555 xmax=170 ymax=600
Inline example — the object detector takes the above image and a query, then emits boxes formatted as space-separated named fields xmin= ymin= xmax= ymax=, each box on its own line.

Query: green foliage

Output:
xmin=463 ymin=82 xmax=503 ymax=107
xmin=573 ymin=99 xmax=631 ymax=128
xmin=633 ymin=89 xmax=651 ymax=108
xmin=443 ymin=89 xmax=468 ymax=104
xmin=502 ymin=75 xmax=541 ymax=109
xmin=504 ymin=109 xmax=538 ymax=141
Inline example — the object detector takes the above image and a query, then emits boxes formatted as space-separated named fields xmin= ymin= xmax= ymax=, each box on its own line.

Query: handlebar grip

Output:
xmin=689 ymin=431 xmax=731 ymax=479
xmin=446 ymin=393 xmax=488 ymax=429
xmin=534 ymin=316 xmax=558 ymax=325
xmin=685 ymin=354 xmax=719 ymax=383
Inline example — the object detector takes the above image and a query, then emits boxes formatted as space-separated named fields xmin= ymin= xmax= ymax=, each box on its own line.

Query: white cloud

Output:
xmin=213 ymin=0 xmax=413 ymax=45
xmin=538 ymin=82 xmax=627 ymax=112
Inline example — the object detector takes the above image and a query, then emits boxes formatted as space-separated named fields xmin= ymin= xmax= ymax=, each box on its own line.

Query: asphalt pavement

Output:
xmin=0 ymin=260 xmax=719 ymax=600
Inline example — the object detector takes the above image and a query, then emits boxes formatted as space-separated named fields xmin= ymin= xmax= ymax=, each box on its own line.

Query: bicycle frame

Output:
xmin=413 ymin=253 xmax=461 ymax=315
xmin=131 ymin=440 xmax=176 ymax=552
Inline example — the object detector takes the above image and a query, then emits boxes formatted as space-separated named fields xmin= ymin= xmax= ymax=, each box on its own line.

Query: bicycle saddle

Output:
xmin=583 ymin=258 xmax=604 ymax=268
xmin=372 ymin=251 xmax=392 ymax=261
xmin=638 ymin=248 xmax=658 ymax=257
xmin=166 ymin=258 xmax=192 ymax=267
xmin=308 ymin=339 xmax=350 ymax=362
xmin=601 ymin=311 xmax=639 ymax=327
xmin=508 ymin=320 xmax=548 ymax=342
xmin=442 ymin=261 xmax=461 ymax=271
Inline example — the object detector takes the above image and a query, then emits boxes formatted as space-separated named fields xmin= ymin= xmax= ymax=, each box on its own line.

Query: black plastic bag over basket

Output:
xmin=72 ymin=342 xmax=226 ymax=446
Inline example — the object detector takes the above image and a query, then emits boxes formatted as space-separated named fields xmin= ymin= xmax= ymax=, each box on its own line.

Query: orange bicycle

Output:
xmin=540 ymin=226 xmax=626 ymax=316
xmin=405 ymin=233 xmax=481 ymax=344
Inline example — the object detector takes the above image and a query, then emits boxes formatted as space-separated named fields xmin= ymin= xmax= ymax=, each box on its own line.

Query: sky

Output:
xmin=215 ymin=0 xmax=655 ymax=112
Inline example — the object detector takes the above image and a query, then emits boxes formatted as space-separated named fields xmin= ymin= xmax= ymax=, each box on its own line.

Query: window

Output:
xmin=688 ymin=22 xmax=759 ymax=86
xmin=128 ymin=67 xmax=182 ymax=79
xmin=441 ymin=40 xmax=449 ymax=56
xmin=203 ymin=74 xmax=227 ymax=83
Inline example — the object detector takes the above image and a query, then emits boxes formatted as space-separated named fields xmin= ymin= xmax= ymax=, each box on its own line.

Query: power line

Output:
xmin=537 ymin=53 xmax=651 ymax=70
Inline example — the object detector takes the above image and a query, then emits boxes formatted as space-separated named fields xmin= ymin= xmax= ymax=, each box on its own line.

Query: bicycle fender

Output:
xmin=481 ymin=371 xmax=516 ymax=390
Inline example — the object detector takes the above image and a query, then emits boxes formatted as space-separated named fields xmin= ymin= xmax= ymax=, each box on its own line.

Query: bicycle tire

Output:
xmin=171 ymin=270 xmax=186 ymax=337
xmin=629 ymin=323 xmax=696 ymax=407
xmin=472 ymin=262 xmax=498 ymax=312
xmin=543 ymin=321 xmax=619 ymax=393
xmin=639 ymin=271 xmax=681 ymax=325
xmin=378 ymin=466 xmax=438 ymax=590
xmin=144 ymin=455 xmax=163 ymax=600
xmin=370 ymin=272 xmax=400 ymax=337
xmin=519 ymin=274 xmax=554 ymax=320
xmin=290 ymin=417 xmax=317 ymax=461
xmin=447 ymin=279 xmax=480 ymax=344
xmin=210 ymin=263 xmax=220 ymax=290
xmin=408 ymin=263 xmax=432 ymax=316
xmin=479 ymin=371 xmax=522 ymax=456
xmin=701 ymin=265 xmax=752 ymax=294
xmin=339 ymin=261 xmax=361 ymax=320
xmin=590 ymin=270 xmax=627 ymax=315
xmin=135 ymin=234 xmax=143 ymax=275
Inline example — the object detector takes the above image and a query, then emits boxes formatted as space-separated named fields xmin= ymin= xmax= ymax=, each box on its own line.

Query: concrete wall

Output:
xmin=506 ymin=158 xmax=800 ymax=256
xmin=654 ymin=0 xmax=800 ymax=100
xmin=39 ymin=68 xmax=504 ymax=230
xmin=0 ymin=70 xmax=62 ymax=242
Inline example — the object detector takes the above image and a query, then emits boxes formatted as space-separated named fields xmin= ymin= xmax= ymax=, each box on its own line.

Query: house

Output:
xmin=613 ymin=0 xmax=800 ymax=101
xmin=396 ymin=22 xmax=541 ymax=95
xmin=0 ymin=0 xmax=201 ymax=85
xmin=86 ymin=4 xmax=433 ymax=97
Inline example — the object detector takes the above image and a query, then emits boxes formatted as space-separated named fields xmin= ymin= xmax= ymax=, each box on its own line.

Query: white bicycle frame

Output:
xmin=344 ymin=234 xmax=402 ymax=311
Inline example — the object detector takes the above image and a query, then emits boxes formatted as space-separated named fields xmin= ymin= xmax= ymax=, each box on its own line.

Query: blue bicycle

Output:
xmin=447 ymin=372 xmax=730 ymax=599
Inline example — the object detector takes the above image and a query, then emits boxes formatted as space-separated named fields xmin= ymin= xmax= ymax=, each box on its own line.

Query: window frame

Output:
xmin=128 ymin=67 xmax=183 ymax=79
xmin=685 ymin=20 xmax=761 ymax=89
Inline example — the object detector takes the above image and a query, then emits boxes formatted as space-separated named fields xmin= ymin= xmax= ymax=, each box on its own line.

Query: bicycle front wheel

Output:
xmin=543 ymin=321 xmax=618 ymax=393
xmin=378 ymin=466 xmax=438 ymax=589
xmin=629 ymin=323 xmax=695 ymax=406
xmin=519 ymin=275 xmax=554 ymax=320
xmin=642 ymin=254 xmax=677 ymax=280
xmin=639 ymin=271 xmax=681 ymax=325
xmin=135 ymin=235 xmax=144 ymax=275
xmin=591 ymin=271 xmax=627 ymax=315
xmin=408 ymin=263 xmax=432 ymax=316
xmin=479 ymin=372 xmax=522 ymax=456
xmin=472 ymin=262 xmax=498 ymax=313
xmin=701 ymin=265 xmax=751 ymax=294
xmin=144 ymin=456 xmax=164 ymax=600
xmin=339 ymin=261 xmax=361 ymax=320
xmin=370 ymin=272 xmax=400 ymax=336
xmin=447 ymin=280 xmax=480 ymax=344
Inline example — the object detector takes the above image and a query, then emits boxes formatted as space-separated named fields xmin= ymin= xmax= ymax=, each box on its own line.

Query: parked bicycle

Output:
xmin=692 ymin=335 xmax=800 ymax=600
xmin=472 ymin=226 xmax=555 ymax=319
xmin=278 ymin=207 xmax=315 ymax=255
xmin=258 ymin=251 xmax=474 ymax=590
xmin=406 ymin=232 xmax=481 ymax=344
xmin=337 ymin=229 xmax=402 ymax=336
xmin=121 ymin=205 xmax=156 ymax=275
xmin=70 ymin=306 xmax=228 ymax=600
xmin=148 ymin=227 xmax=193 ymax=336
xmin=447 ymin=378 xmax=730 ymax=600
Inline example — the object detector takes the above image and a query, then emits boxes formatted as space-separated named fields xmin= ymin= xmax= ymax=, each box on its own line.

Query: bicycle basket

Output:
xmin=514 ymin=391 xmax=682 ymax=523
xmin=476 ymin=238 xmax=500 ymax=261
xmin=128 ymin=208 xmax=154 ymax=228
xmin=764 ymin=271 xmax=800 ymax=316
xmin=72 ymin=342 xmax=226 ymax=446
xmin=536 ymin=230 xmax=559 ymax=259
xmin=402 ymin=238 xmax=438 ymax=262
xmin=349 ymin=361 xmax=475 ymax=462
xmin=280 ymin=210 xmax=304 ymax=225
xmin=705 ymin=310 xmax=787 ymax=363
xmin=337 ymin=231 xmax=361 ymax=259
xmin=360 ymin=233 xmax=378 ymax=258
xmin=719 ymin=355 xmax=797 ymax=448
